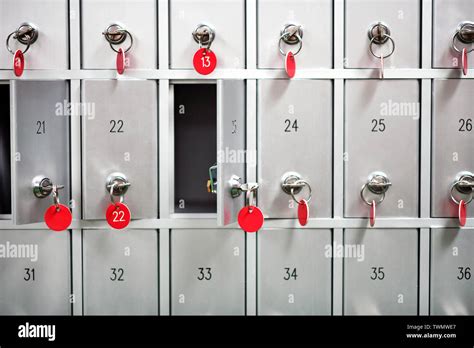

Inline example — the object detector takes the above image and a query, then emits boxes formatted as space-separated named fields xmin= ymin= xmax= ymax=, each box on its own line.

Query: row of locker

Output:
xmin=0 ymin=228 xmax=471 ymax=315
xmin=0 ymin=79 xmax=474 ymax=225
xmin=0 ymin=0 xmax=472 ymax=71
xmin=0 ymin=79 xmax=472 ymax=229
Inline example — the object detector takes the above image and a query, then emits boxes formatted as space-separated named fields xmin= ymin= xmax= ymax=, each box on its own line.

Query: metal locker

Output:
xmin=257 ymin=0 xmax=333 ymax=69
xmin=11 ymin=81 xmax=70 ymax=225
xmin=433 ymin=0 xmax=474 ymax=69
xmin=169 ymin=0 xmax=245 ymax=69
xmin=82 ymin=80 xmax=158 ymax=220
xmin=344 ymin=229 xmax=418 ymax=315
xmin=344 ymin=80 xmax=420 ymax=220
xmin=173 ymin=80 xmax=246 ymax=226
xmin=431 ymin=229 xmax=474 ymax=315
xmin=82 ymin=229 xmax=159 ymax=315
xmin=81 ymin=0 xmax=157 ymax=69
xmin=0 ymin=83 xmax=11 ymax=216
xmin=258 ymin=80 xmax=332 ymax=219
xmin=257 ymin=229 xmax=332 ymax=315
xmin=0 ymin=230 xmax=71 ymax=315
xmin=432 ymin=80 xmax=474 ymax=218
xmin=345 ymin=0 xmax=420 ymax=69
xmin=170 ymin=229 xmax=245 ymax=315
xmin=0 ymin=0 xmax=68 ymax=70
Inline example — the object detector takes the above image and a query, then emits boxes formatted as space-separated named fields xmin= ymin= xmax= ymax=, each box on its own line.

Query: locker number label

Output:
xmin=193 ymin=48 xmax=217 ymax=75
xmin=370 ymin=267 xmax=385 ymax=280
xmin=284 ymin=267 xmax=298 ymax=280
xmin=197 ymin=267 xmax=212 ymax=281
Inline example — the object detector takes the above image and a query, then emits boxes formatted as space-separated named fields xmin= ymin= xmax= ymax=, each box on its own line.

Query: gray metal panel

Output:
xmin=11 ymin=81 xmax=70 ymax=225
xmin=169 ymin=0 xmax=245 ymax=69
xmin=345 ymin=0 xmax=420 ymax=68
xmin=433 ymin=0 xmax=474 ymax=68
xmin=0 ymin=0 xmax=68 ymax=69
xmin=257 ymin=229 xmax=332 ymax=315
xmin=344 ymin=80 xmax=420 ymax=218
xmin=344 ymin=228 xmax=418 ymax=315
xmin=432 ymin=80 xmax=474 ymax=217
xmin=82 ymin=229 xmax=159 ymax=315
xmin=258 ymin=80 xmax=332 ymax=218
xmin=430 ymin=228 xmax=474 ymax=315
xmin=81 ymin=0 xmax=157 ymax=69
xmin=82 ymin=80 xmax=158 ymax=219
xmin=0 ymin=230 xmax=71 ymax=315
xmin=257 ymin=0 xmax=332 ymax=69
xmin=171 ymin=229 xmax=245 ymax=315
xmin=217 ymin=80 xmax=246 ymax=226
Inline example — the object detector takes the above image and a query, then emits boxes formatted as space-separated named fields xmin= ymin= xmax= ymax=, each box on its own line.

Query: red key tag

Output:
xmin=297 ymin=199 xmax=309 ymax=226
xmin=106 ymin=202 xmax=131 ymax=229
xmin=458 ymin=200 xmax=467 ymax=227
xmin=285 ymin=51 xmax=296 ymax=78
xmin=238 ymin=206 xmax=264 ymax=233
xmin=193 ymin=48 xmax=217 ymax=75
xmin=116 ymin=47 xmax=125 ymax=74
xmin=44 ymin=204 xmax=72 ymax=232
xmin=13 ymin=50 xmax=24 ymax=77
xmin=370 ymin=200 xmax=376 ymax=227
xmin=379 ymin=55 xmax=384 ymax=79
xmin=462 ymin=48 xmax=468 ymax=76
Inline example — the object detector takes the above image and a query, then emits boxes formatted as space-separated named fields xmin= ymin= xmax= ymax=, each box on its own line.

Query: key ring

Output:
xmin=450 ymin=180 xmax=474 ymax=205
xmin=289 ymin=179 xmax=312 ymax=204
xmin=369 ymin=35 xmax=395 ymax=59
xmin=102 ymin=24 xmax=134 ymax=53
xmin=360 ymin=183 xmax=386 ymax=206
xmin=452 ymin=21 xmax=474 ymax=54
xmin=6 ymin=23 xmax=40 ymax=56
xmin=279 ymin=24 xmax=303 ymax=56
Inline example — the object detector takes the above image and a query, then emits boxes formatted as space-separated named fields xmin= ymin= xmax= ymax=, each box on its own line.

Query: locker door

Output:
xmin=433 ymin=0 xmax=474 ymax=69
xmin=169 ymin=0 xmax=245 ymax=69
xmin=257 ymin=0 xmax=333 ymax=69
xmin=11 ymin=81 xmax=70 ymax=225
xmin=258 ymin=80 xmax=332 ymax=219
xmin=431 ymin=229 xmax=474 ymax=315
xmin=83 ymin=229 xmax=158 ymax=315
xmin=432 ymin=80 xmax=474 ymax=218
xmin=258 ymin=229 xmax=332 ymax=315
xmin=0 ymin=0 xmax=69 ymax=70
xmin=0 ymin=230 xmax=71 ymax=315
xmin=81 ymin=0 xmax=157 ymax=69
xmin=344 ymin=229 xmax=418 ymax=315
xmin=345 ymin=0 xmax=420 ymax=69
xmin=217 ymin=80 xmax=246 ymax=226
xmin=171 ymin=229 xmax=245 ymax=315
xmin=82 ymin=80 xmax=158 ymax=220
xmin=344 ymin=80 xmax=420 ymax=220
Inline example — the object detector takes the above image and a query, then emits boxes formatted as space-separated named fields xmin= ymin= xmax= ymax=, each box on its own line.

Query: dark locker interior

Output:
xmin=174 ymin=84 xmax=217 ymax=213
xmin=0 ymin=84 xmax=10 ymax=215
